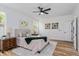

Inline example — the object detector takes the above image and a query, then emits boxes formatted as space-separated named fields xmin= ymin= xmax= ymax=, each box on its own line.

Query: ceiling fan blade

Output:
xmin=33 ymin=11 xmax=40 ymax=13
xmin=38 ymin=6 xmax=41 ymax=9
xmin=43 ymin=8 xmax=51 ymax=11
xmin=38 ymin=6 xmax=43 ymax=11
xmin=43 ymin=11 xmax=49 ymax=14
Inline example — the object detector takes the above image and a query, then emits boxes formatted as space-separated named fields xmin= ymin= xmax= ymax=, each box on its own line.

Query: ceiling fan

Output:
xmin=33 ymin=6 xmax=51 ymax=15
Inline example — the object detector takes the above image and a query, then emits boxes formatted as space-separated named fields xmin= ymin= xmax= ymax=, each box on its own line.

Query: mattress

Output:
xmin=16 ymin=37 xmax=49 ymax=54
xmin=12 ymin=41 xmax=57 ymax=56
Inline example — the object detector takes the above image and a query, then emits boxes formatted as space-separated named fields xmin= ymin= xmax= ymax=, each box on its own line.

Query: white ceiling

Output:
xmin=0 ymin=3 xmax=78 ymax=18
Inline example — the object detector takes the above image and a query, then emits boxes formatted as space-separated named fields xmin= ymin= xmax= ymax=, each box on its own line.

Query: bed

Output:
xmin=13 ymin=29 xmax=57 ymax=56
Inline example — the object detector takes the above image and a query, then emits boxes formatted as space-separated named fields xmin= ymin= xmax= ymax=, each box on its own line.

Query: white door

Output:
xmin=72 ymin=19 xmax=76 ymax=50
xmin=73 ymin=17 xmax=78 ymax=50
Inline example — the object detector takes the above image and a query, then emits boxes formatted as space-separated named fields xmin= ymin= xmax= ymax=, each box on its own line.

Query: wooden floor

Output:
xmin=53 ymin=41 xmax=79 ymax=56
xmin=0 ymin=41 xmax=79 ymax=56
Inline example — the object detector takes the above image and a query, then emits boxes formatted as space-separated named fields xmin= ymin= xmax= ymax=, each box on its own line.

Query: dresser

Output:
xmin=0 ymin=38 xmax=17 ymax=52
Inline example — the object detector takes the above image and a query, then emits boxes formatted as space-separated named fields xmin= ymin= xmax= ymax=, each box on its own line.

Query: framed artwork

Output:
xmin=52 ymin=23 xmax=59 ymax=29
xmin=20 ymin=20 xmax=28 ymax=27
xmin=45 ymin=23 xmax=51 ymax=29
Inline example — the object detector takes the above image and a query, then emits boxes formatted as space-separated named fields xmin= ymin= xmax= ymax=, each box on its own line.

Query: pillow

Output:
xmin=17 ymin=33 xmax=22 ymax=37
xmin=21 ymin=33 xmax=27 ymax=37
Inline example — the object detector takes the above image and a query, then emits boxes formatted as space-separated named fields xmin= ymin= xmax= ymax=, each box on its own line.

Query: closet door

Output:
xmin=76 ymin=18 xmax=78 ymax=51
xmin=73 ymin=17 xmax=78 ymax=51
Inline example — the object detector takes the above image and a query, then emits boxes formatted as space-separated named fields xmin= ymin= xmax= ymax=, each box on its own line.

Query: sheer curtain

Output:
xmin=0 ymin=26 xmax=4 ymax=39
xmin=0 ymin=11 xmax=6 ymax=40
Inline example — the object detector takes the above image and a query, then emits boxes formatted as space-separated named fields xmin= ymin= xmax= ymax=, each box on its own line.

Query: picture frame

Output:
xmin=45 ymin=23 xmax=51 ymax=29
xmin=19 ymin=20 xmax=28 ymax=28
xmin=52 ymin=23 xmax=59 ymax=29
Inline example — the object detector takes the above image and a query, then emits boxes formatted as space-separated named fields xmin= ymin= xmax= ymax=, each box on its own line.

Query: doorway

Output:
xmin=71 ymin=17 xmax=78 ymax=51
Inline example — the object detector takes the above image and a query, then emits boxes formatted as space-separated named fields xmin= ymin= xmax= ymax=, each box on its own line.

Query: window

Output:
xmin=0 ymin=11 xmax=6 ymax=39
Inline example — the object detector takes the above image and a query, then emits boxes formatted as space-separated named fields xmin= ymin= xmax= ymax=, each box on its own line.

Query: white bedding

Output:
xmin=16 ymin=37 xmax=48 ymax=54
xmin=12 ymin=41 xmax=57 ymax=56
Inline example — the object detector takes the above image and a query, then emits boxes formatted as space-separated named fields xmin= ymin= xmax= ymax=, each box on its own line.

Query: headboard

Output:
xmin=15 ymin=29 xmax=31 ymax=37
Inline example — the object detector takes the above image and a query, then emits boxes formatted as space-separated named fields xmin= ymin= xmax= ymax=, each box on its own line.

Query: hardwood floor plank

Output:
xmin=53 ymin=41 xmax=79 ymax=56
xmin=0 ymin=52 xmax=6 ymax=56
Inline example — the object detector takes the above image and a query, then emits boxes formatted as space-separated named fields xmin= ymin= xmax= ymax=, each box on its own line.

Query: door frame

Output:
xmin=76 ymin=17 xmax=78 ymax=51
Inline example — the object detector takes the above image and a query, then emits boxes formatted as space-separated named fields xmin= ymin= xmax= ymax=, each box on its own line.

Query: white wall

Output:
xmin=38 ymin=15 xmax=74 ymax=41
xmin=0 ymin=4 xmax=75 ymax=42
xmin=0 ymin=5 xmax=38 ymax=37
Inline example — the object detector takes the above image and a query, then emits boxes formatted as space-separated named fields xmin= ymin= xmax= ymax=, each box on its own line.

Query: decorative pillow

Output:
xmin=21 ymin=33 xmax=27 ymax=37
xmin=17 ymin=33 xmax=22 ymax=37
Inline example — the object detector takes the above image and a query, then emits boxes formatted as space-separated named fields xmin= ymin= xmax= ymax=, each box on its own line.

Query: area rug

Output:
xmin=12 ymin=41 xmax=57 ymax=56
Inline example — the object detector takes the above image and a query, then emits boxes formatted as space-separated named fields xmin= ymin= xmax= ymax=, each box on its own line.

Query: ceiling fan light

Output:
xmin=40 ymin=12 xmax=43 ymax=15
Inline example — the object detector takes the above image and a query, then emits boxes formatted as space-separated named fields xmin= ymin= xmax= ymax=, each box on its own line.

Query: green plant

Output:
xmin=20 ymin=20 xmax=28 ymax=27
xmin=0 ymin=14 xmax=5 ymax=23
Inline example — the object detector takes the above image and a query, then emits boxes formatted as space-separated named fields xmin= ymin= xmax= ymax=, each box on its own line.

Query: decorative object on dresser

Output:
xmin=0 ymin=37 xmax=17 ymax=53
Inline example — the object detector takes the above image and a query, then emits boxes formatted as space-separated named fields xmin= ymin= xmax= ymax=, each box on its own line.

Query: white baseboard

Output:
xmin=49 ymin=39 xmax=72 ymax=42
